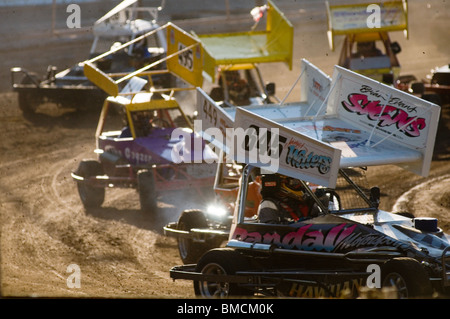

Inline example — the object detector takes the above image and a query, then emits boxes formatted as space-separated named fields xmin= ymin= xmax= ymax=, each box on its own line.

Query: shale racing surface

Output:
xmin=1 ymin=0 xmax=449 ymax=298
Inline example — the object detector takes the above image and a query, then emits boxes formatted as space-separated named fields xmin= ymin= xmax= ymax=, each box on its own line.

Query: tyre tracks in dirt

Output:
xmin=393 ymin=174 xmax=450 ymax=231
xmin=0 ymin=101 xmax=193 ymax=297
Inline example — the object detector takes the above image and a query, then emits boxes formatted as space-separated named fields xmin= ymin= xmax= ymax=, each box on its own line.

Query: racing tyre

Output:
xmin=381 ymin=257 xmax=432 ymax=298
xmin=137 ymin=169 xmax=157 ymax=213
xmin=177 ymin=209 xmax=220 ymax=264
xmin=18 ymin=73 xmax=41 ymax=114
xmin=194 ymin=248 xmax=252 ymax=298
xmin=75 ymin=160 xmax=105 ymax=209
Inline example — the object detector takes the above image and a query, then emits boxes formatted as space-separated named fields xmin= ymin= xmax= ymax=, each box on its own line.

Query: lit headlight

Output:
xmin=206 ymin=204 xmax=228 ymax=219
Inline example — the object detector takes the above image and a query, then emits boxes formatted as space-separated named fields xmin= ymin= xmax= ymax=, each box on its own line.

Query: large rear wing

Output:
xmin=84 ymin=1 xmax=292 ymax=97
xmin=195 ymin=60 xmax=339 ymax=188
xmin=326 ymin=0 xmax=408 ymax=50
xmin=324 ymin=65 xmax=440 ymax=176
xmin=191 ymin=0 xmax=293 ymax=81
xmin=91 ymin=0 xmax=166 ymax=55
xmin=83 ymin=22 xmax=205 ymax=97
xmin=196 ymin=59 xmax=332 ymax=149
xmin=196 ymin=63 xmax=440 ymax=185
xmin=94 ymin=0 xmax=165 ymax=26
xmin=197 ymin=88 xmax=341 ymax=188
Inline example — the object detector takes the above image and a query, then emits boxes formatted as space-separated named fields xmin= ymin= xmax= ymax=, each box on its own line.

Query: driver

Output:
xmin=223 ymin=71 xmax=250 ymax=106
xmin=132 ymin=111 xmax=154 ymax=137
xmin=257 ymin=174 xmax=311 ymax=224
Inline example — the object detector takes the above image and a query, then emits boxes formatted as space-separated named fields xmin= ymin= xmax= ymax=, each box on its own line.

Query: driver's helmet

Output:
xmin=133 ymin=111 xmax=154 ymax=136
xmin=224 ymin=70 xmax=240 ymax=83
xmin=261 ymin=174 xmax=305 ymax=201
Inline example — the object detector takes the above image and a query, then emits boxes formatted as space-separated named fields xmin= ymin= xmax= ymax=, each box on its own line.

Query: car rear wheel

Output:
xmin=18 ymin=73 xmax=41 ymax=114
xmin=75 ymin=160 xmax=105 ymax=209
xmin=137 ymin=169 xmax=157 ymax=213
xmin=176 ymin=209 xmax=215 ymax=264
xmin=194 ymin=248 xmax=252 ymax=298
xmin=381 ymin=257 xmax=432 ymax=298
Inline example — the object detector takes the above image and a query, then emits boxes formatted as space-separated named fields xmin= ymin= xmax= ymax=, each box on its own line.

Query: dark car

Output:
xmin=170 ymin=165 xmax=450 ymax=298
xmin=169 ymin=61 xmax=445 ymax=299
xmin=400 ymin=64 xmax=450 ymax=105
xmin=71 ymin=87 xmax=216 ymax=212
xmin=11 ymin=1 xmax=170 ymax=114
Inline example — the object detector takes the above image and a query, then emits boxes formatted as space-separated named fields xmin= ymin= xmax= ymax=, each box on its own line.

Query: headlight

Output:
xmin=206 ymin=204 xmax=228 ymax=219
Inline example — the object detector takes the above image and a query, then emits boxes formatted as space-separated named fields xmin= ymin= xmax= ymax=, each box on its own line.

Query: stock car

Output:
xmin=71 ymin=22 xmax=221 ymax=212
xmin=170 ymin=165 xmax=450 ymax=298
xmin=169 ymin=65 xmax=449 ymax=298
xmin=164 ymin=59 xmax=332 ymax=263
xmin=193 ymin=0 xmax=293 ymax=108
xmin=326 ymin=0 xmax=408 ymax=86
xmin=71 ymin=81 xmax=216 ymax=212
xmin=11 ymin=0 xmax=170 ymax=114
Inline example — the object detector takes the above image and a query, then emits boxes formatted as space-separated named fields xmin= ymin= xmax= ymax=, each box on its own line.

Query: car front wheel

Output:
xmin=75 ymin=160 xmax=105 ymax=209
xmin=381 ymin=257 xmax=432 ymax=298
xmin=194 ymin=248 xmax=252 ymax=298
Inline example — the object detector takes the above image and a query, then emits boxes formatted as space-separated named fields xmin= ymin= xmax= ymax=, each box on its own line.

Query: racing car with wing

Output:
xmin=326 ymin=0 xmax=408 ymax=86
xmin=71 ymin=23 xmax=218 ymax=212
xmin=11 ymin=0 xmax=170 ymax=114
xmin=72 ymin=1 xmax=293 ymax=214
xmin=164 ymin=58 xmax=332 ymax=263
xmin=169 ymin=65 xmax=449 ymax=299
xmin=191 ymin=0 xmax=293 ymax=107
xmin=163 ymin=0 xmax=300 ymax=263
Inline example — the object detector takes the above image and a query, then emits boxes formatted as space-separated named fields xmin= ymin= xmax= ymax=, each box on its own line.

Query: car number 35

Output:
xmin=178 ymin=43 xmax=193 ymax=71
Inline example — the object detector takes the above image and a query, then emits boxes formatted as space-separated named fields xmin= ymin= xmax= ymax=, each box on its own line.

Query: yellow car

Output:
xmin=326 ymin=0 xmax=408 ymax=85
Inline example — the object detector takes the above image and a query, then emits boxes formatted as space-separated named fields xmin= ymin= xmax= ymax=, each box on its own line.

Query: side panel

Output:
xmin=166 ymin=23 xmax=204 ymax=87
xmin=231 ymin=214 xmax=411 ymax=254
xmin=328 ymin=66 xmax=440 ymax=176
xmin=299 ymin=59 xmax=332 ymax=116
xmin=266 ymin=0 xmax=294 ymax=70
xmin=233 ymin=108 xmax=341 ymax=188
xmin=196 ymin=88 xmax=234 ymax=152
xmin=83 ymin=62 xmax=119 ymax=97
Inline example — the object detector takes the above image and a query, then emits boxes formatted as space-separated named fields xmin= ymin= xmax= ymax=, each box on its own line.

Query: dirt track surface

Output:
xmin=1 ymin=0 xmax=449 ymax=298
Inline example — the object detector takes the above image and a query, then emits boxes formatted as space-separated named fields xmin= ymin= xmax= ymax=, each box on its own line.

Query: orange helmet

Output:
xmin=261 ymin=174 xmax=305 ymax=201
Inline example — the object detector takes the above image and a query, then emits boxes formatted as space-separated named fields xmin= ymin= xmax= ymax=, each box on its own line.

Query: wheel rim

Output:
xmin=198 ymin=263 xmax=230 ymax=298
xmin=383 ymin=272 xmax=409 ymax=298
xmin=177 ymin=222 xmax=189 ymax=260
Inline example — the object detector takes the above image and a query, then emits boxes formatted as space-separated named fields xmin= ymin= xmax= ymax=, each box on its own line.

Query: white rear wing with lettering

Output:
xmin=196 ymin=59 xmax=333 ymax=151
xmin=196 ymin=64 xmax=440 ymax=181
xmin=196 ymin=88 xmax=341 ymax=188
xmin=242 ymin=66 xmax=439 ymax=176
xmin=324 ymin=66 xmax=440 ymax=176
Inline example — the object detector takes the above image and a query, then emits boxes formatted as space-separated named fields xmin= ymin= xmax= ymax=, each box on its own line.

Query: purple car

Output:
xmin=71 ymin=92 xmax=217 ymax=212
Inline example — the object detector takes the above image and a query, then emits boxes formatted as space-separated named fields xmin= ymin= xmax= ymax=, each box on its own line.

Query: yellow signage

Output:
xmin=166 ymin=23 xmax=203 ymax=87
